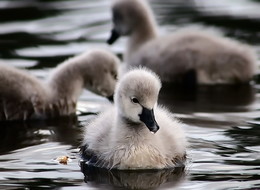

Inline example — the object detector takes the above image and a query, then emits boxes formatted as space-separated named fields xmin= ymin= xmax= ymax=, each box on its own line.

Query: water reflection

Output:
xmin=159 ymin=83 xmax=255 ymax=113
xmin=225 ymin=123 xmax=260 ymax=148
xmin=0 ymin=116 xmax=80 ymax=155
xmin=0 ymin=116 xmax=84 ymax=189
xmin=153 ymin=0 xmax=260 ymax=36
xmin=81 ymin=164 xmax=186 ymax=190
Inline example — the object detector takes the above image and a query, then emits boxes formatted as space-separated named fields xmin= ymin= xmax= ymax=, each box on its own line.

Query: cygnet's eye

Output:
xmin=111 ymin=71 xmax=117 ymax=80
xmin=131 ymin=97 xmax=139 ymax=104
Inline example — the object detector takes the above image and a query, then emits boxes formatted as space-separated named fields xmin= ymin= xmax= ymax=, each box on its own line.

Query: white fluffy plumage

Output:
xmin=81 ymin=68 xmax=187 ymax=170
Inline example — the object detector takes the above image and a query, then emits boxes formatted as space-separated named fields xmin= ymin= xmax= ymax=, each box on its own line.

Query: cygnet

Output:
xmin=0 ymin=49 xmax=119 ymax=121
xmin=107 ymin=0 xmax=257 ymax=84
xmin=81 ymin=68 xmax=187 ymax=170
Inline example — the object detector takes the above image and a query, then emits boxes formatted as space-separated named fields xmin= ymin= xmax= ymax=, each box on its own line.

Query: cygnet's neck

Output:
xmin=47 ymin=61 xmax=89 ymax=102
xmin=126 ymin=8 xmax=158 ymax=61
xmin=115 ymin=110 xmax=150 ymax=139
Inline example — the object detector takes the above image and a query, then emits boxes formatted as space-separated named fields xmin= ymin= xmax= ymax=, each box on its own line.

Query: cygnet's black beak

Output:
xmin=139 ymin=107 xmax=159 ymax=133
xmin=107 ymin=95 xmax=114 ymax=102
xmin=107 ymin=29 xmax=120 ymax=45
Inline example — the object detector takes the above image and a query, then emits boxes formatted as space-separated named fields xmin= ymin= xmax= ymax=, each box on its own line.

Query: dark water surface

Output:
xmin=0 ymin=0 xmax=260 ymax=189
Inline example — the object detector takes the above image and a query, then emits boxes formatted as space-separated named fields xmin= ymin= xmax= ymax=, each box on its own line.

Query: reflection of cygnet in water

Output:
xmin=159 ymin=83 xmax=256 ymax=113
xmin=81 ymin=163 xmax=186 ymax=190
xmin=81 ymin=68 xmax=187 ymax=170
xmin=0 ymin=117 xmax=80 ymax=154
xmin=0 ymin=49 xmax=119 ymax=121
xmin=107 ymin=0 xmax=257 ymax=85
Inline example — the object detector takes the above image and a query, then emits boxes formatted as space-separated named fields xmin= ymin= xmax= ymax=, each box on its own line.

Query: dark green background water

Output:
xmin=0 ymin=0 xmax=259 ymax=189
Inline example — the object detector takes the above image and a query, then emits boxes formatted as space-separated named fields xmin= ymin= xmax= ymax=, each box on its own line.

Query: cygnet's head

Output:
xmin=81 ymin=49 xmax=120 ymax=98
xmin=107 ymin=0 xmax=153 ymax=44
xmin=114 ymin=68 xmax=162 ymax=133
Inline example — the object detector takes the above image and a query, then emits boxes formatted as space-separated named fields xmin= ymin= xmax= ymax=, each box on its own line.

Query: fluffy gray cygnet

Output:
xmin=107 ymin=0 xmax=257 ymax=84
xmin=81 ymin=68 xmax=187 ymax=170
xmin=0 ymin=49 xmax=119 ymax=120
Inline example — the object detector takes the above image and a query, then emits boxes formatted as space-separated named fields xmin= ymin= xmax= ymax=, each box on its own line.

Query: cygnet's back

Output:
xmin=0 ymin=49 xmax=120 ymax=121
xmin=130 ymin=29 xmax=256 ymax=84
xmin=81 ymin=68 xmax=187 ymax=170
xmin=0 ymin=65 xmax=50 ymax=120
xmin=107 ymin=0 xmax=257 ymax=84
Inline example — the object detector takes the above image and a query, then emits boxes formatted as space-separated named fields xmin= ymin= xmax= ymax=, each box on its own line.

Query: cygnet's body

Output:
xmin=0 ymin=49 xmax=119 ymax=121
xmin=107 ymin=0 xmax=257 ymax=84
xmin=81 ymin=68 xmax=187 ymax=170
